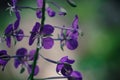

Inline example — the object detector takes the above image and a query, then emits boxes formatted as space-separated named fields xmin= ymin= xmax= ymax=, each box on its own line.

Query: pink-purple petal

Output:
xmin=72 ymin=15 xmax=79 ymax=29
xmin=36 ymin=10 xmax=42 ymax=19
xmin=5 ymin=24 xmax=13 ymax=34
xmin=37 ymin=0 xmax=43 ymax=8
xmin=56 ymin=64 xmax=64 ymax=73
xmin=42 ymin=37 xmax=54 ymax=49
xmin=16 ymin=29 xmax=24 ymax=41
xmin=28 ymin=65 xmax=39 ymax=76
xmin=14 ymin=19 xmax=20 ymax=30
xmin=14 ymin=59 xmax=21 ymax=68
xmin=6 ymin=37 xmax=11 ymax=48
xmin=28 ymin=50 xmax=36 ymax=61
xmin=42 ymin=24 xmax=54 ymax=34
xmin=47 ymin=7 xmax=56 ymax=17
xmin=66 ymin=39 xmax=78 ymax=50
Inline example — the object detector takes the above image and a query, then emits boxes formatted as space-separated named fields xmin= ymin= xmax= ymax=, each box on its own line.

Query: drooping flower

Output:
xmin=56 ymin=56 xmax=75 ymax=76
xmin=29 ymin=22 xmax=54 ymax=49
xmin=60 ymin=15 xmax=79 ymax=50
xmin=14 ymin=48 xmax=39 ymax=75
xmin=36 ymin=0 xmax=56 ymax=19
xmin=0 ymin=50 xmax=10 ymax=71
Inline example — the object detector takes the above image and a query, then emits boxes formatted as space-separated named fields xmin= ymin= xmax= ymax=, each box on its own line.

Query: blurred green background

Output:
xmin=0 ymin=0 xmax=120 ymax=80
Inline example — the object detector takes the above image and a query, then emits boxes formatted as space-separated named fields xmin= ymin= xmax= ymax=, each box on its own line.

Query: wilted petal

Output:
xmin=16 ymin=29 xmax=24 ymax=41
xmin=36 ymin=10 xmax=42 ymax=19
xmin=72 ymin=15 xmax=79 ymax=29
xmin=14 ymin=59 xmax=21 ymax=68
xmin=14 ymin=19 xmax=20 ymax=30
xmin=6 ymin=37 xmax=11 ymax=48
xmin=28 ymin=65 xmax=39 ymax=76
xmin=42 ymin=37 xmax=54 ymax=49
xmin=66 ymin=39 xmax=78 ymax=50
xmin=29 ymin=50 xmax=36 ymax=61
xmin=37 ymin=0 xmax=43 ymax=8
xmin=42 ymin=24 xmax=54 ymax=34
xmin=47 ymin=7 xmax=56 ymax=17
xmin=5 ymin=24 xmax=13 ymax=35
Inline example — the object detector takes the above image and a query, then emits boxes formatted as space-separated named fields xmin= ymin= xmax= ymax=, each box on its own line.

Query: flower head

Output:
xmin=56 ymin=56 xmax=75 ymax=76
xmin=29 ymin=22 xmax=54 ymax=49
xmin=60 ymin=15 xmax=79 ymax=50
xmin=0 ymin=50 xmax=10 ymax=71
xmin=14 ymin=48 xmax=39 ymax=75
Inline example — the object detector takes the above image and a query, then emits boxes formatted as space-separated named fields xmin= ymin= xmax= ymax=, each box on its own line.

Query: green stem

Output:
xmin=29 ymin=0 xmax=46 ymax=80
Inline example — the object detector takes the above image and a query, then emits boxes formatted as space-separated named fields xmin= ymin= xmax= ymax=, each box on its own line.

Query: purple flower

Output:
xmin=60 ymin=15 xmax=79 ymax=50
xmin=0 ymin=50 xmax=10 ymax=71
xmin=29 ymin=22 xmax=54 ymax=49
xmin=14 ymin=48 xmax=39 ymax=75
xmin=56 ymin=56 xmax=75 ymax=76
xmin=4 ymin=22 xmax=24 ymax=47
xmin=36 ymin=0 xmax=56 ymax=19
xmin=68 ymin=71 xmax=82 ymax=80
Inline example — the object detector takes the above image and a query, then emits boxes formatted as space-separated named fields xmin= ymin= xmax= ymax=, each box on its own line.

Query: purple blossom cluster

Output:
xmin=0 ymin=0 xmax=82 ymax=80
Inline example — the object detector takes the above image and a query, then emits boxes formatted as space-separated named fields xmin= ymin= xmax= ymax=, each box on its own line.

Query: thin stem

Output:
xmin=17 ymin=6 xmax=41 ymax=11
xmin=39 ymin=54 xmax=59 ymax=64
xmin=29 ymin=0 xmax=46 ymax=80
xmin=34 ymin=76 xmax=67 ymax=80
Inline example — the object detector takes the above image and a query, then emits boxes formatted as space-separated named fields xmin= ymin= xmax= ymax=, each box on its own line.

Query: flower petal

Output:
xmin=36 ymin=10 xmax=42 ymax=19
xmin=60 ymin=56 xmax=75 ymax=64
xmin=56 ymin=64 xmax=64 ymax=73
xmin=5 ymin=24 xmax=13 ymax=35
xmin=47 ymin=7 xmax=56 ymax=17
xmin=14 ymin=19 xmax=20 ymax=30
xmin=42 ymin=37 xmax=54 ymax=49
xmin=15 ymin=11 xmax=20 ymax=20
xmin=28 ymin=65 xmax=39 ymax=76
xmin=37 ymin=0 xmax=43 ymax=8
xmin=16 ymin=29 xmax=24 ymax=41
xmin=29 ymin=50 xmax=36 ymax=61
xmin=72 ymin=15 xmax=79 ymax=29
xmin=14 ymin=59 xmax=21 ymax=68
xmin=70 ymin=71 xmax=82 ymax=80
xmin=29 ymin=22 xmax=40 ymax=45
xmin=16 ymin=48 xmax=27 ymax=56
xmin=66 ymin=39 xmax=78 ymax=50
xmin=42 ymin=24 xmax=54 ymax=34
xmin=5 ymin=37 xmax=11 ymax=48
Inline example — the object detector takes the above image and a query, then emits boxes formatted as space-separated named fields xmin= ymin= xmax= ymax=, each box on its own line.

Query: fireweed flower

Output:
xmin=29 ymin=22 xmax=54 ymax=49
xmin=56 ymin=56 xmax=75 ymax=76
xmin=36 ymin=0 xmax=56 ymax=19
xmin=4 ymin=21 xmax=24 ymax=47
xmin=14 ymin=48 xmax=39 ymax=75
xmin=60 ymin=15 xmax=79 ymax=50
xmin=0 ymin=50 xmax=10 ymax=71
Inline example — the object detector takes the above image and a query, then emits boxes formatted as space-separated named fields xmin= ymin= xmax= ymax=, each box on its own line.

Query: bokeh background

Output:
xmin=0 ymin=0 xmax=120 ymax=80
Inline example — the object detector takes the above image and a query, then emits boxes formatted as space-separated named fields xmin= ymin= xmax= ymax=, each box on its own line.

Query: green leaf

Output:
xmin=66 ymin=0 xmax=77 ymax=7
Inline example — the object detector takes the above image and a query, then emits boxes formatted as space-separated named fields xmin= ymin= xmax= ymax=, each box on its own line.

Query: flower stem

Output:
xmin=34 ymin=76 xmax=67 ymax=80
xmin=29 ymin=0 xmax=46 ymax=80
